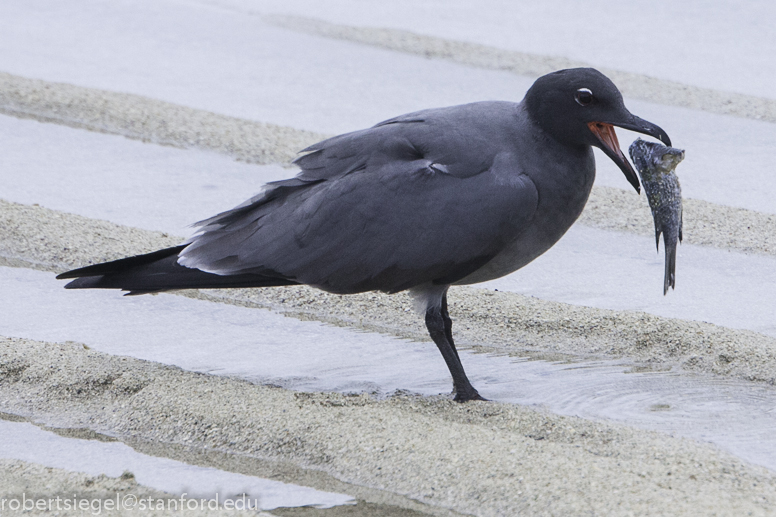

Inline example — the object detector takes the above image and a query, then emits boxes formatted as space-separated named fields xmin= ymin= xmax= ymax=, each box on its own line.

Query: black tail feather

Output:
xmin=58 ymin=245 xmax=298 ymax=293
xmin=57 ymin=246 xmax=186 ymax=279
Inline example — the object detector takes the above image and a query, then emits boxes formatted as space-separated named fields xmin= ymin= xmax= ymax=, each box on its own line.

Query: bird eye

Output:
xmin=575 ymin=88 xmax=594 ymax=106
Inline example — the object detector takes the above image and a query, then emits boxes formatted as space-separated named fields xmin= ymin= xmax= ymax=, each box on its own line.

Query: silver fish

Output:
xmin=628 ymin=138 xmax=685 ymax=295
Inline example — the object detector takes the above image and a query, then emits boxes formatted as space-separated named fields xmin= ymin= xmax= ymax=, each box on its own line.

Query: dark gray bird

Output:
xmin=57 ymin=68 xmax=670 ymax=402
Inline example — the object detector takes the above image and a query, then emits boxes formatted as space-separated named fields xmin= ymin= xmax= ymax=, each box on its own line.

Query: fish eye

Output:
xmin=575 ymin=88 xmax=594 ymax=106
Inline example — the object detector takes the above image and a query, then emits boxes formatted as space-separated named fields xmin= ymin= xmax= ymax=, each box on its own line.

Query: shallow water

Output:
xmin=4 ymin=266 xmax=776 ymax=473
xmin=0 ymin=419 xmax=354 ymax=509
xmin=486 ymin=358 xmax=776 ymax=471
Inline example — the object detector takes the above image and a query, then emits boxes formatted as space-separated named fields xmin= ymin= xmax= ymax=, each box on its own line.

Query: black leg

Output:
xmin=425 ymin=298 xmax=486 ymax=402
xmin=440 ymin=293 xmax=460 ymax=363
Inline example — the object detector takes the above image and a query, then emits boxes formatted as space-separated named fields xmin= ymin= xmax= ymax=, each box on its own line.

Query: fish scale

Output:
xmin=628 ymin=138 xmax=685 ymax=295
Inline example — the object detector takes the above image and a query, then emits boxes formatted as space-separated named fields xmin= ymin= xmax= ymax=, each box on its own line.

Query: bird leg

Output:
xmin=426 ymin=293 xmax=485 ymax=402
xmin=440 ymin=294 xmax=460 ymax=363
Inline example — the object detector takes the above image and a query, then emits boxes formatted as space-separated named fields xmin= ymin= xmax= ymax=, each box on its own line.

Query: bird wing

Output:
xmin=294 ymin=101 xmax=520 ymax=181
xmin=178 ymin=102 xmax=539 ymax=294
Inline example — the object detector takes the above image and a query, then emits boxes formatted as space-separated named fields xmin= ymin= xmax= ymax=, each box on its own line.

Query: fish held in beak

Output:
xmin=588 ymin=114 xmax=672 ymax=194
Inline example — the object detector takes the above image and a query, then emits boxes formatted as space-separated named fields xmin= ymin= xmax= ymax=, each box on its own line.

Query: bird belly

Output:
xmin=452 ymin=223 xmax=562 ymax=285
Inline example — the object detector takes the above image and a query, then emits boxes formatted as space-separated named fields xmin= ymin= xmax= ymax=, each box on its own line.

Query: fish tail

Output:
xmin=663 ymin=240 xmax=677 ymax=295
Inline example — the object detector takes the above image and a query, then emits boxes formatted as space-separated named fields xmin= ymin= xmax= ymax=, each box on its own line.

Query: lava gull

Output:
xmin=58 ymin=67 xmax=670 ymax=402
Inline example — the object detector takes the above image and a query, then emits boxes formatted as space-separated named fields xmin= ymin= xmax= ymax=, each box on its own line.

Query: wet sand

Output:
xmin=4 ymin=337 xmax=776 ymax=516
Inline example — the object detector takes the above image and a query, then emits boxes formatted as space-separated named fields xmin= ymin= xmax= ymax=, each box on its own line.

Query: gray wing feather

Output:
xmin=179 ymin=102 xmax=538 ymax=294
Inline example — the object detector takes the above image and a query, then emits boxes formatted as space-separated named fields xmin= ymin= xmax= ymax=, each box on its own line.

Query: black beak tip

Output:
xmin=633 ymin=180 xmax=641 ymax=194
xmin=626 ymin=165 xmax=641 ymax=194
xmin=643 ymin=121 xmax=672 ymax=148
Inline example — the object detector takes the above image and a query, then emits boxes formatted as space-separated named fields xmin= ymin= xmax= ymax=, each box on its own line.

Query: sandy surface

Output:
xmin=4 ymin=337 xmax=776 ymax=516
xmin=0 ymin=71 xmax=324 ymax=166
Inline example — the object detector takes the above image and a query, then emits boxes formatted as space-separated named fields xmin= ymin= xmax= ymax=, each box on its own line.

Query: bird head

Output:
xmin=524 ymin=68 xmax=671 ymax=193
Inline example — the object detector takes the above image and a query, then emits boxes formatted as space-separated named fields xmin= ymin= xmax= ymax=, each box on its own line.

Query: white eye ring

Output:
xmin=575 ymin=88 xmax=594 ymax=106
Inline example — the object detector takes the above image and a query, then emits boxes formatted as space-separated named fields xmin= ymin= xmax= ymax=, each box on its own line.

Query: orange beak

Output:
xmin=588 ymin=121 xmax=641 ymax=193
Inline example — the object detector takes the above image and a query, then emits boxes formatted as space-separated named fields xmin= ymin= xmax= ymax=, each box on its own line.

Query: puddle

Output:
xmin=0 ymin=419 xmax=354 ymax=510
xmin=475 ymin=357 xmax=776 ymax=471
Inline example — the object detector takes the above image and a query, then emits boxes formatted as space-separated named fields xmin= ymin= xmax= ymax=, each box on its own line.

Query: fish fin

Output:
xmin=663 ymin=242 xmax=677 ymax=295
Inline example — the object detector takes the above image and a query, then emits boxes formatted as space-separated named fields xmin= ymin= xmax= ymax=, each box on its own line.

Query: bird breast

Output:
xmin=455 ymin=147 xmax=596 ymax=285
